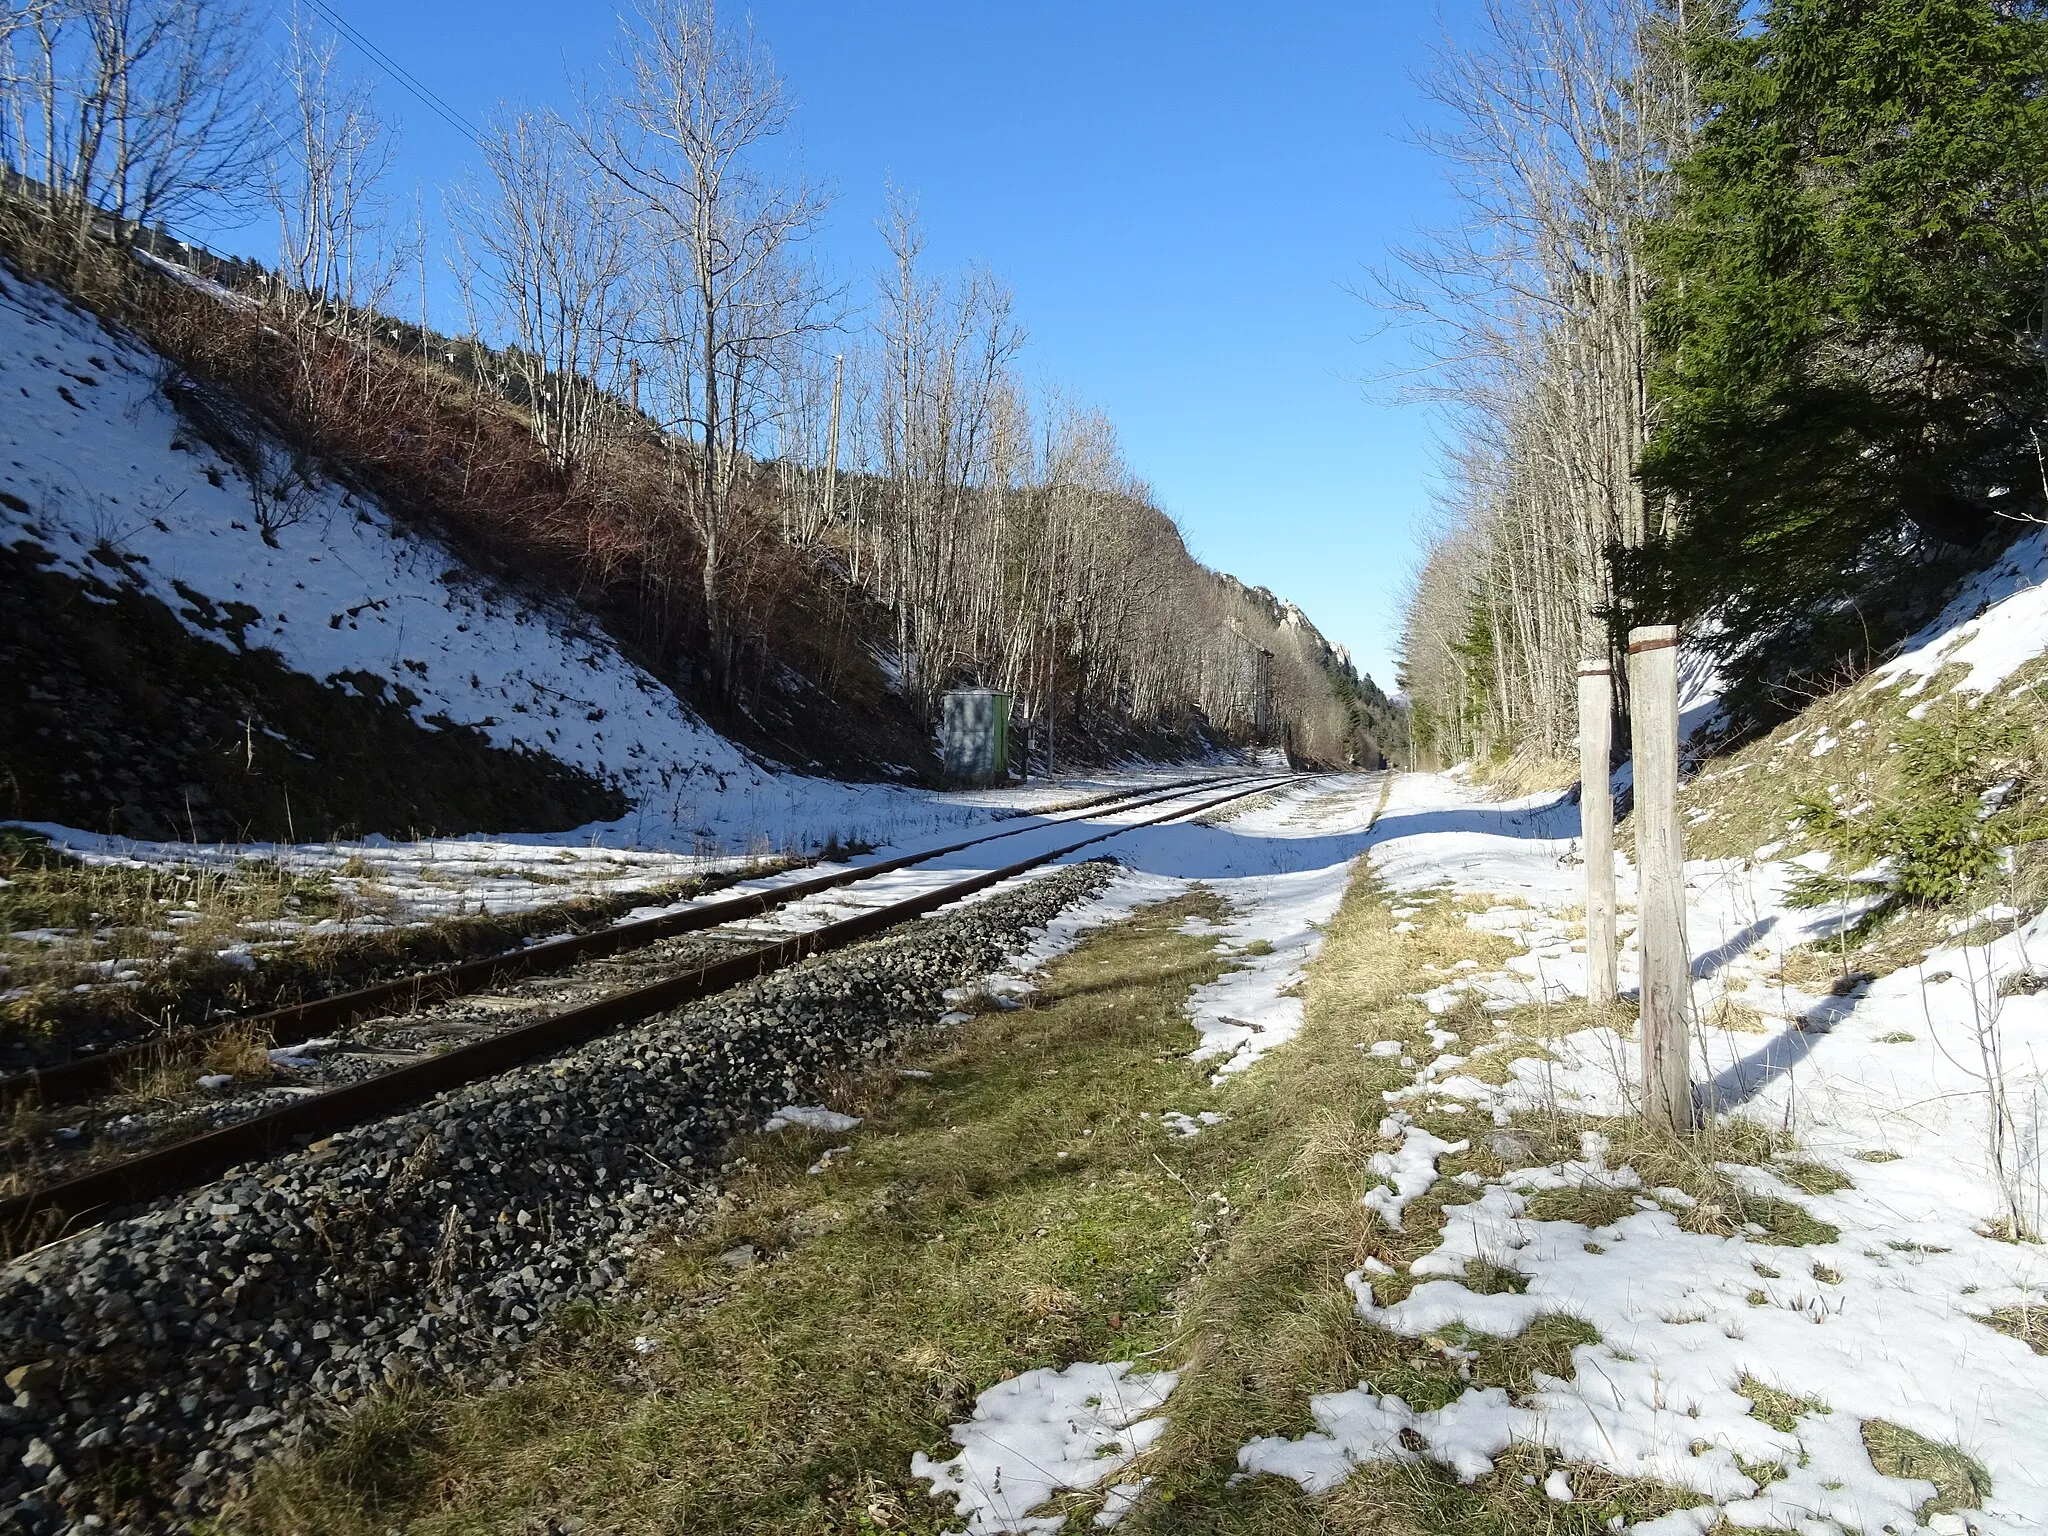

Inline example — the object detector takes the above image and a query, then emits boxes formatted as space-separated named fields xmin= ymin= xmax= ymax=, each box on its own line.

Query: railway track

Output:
xmin=0 ymin=771 xmax=1243 ymax=1115
xmin=1 ymin=771 xmax=1300 ymax=1246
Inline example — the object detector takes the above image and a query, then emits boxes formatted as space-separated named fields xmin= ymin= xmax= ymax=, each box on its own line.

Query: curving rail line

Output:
xmin=1 ymin=772 xmax=1300 ymax=1244
xmin=0 ymin=772 xmax=1253 ymax=1113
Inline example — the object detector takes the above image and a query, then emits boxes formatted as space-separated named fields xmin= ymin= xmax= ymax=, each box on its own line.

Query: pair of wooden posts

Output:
xmin=1578 ymin=623 xmax=1692 ymax=1134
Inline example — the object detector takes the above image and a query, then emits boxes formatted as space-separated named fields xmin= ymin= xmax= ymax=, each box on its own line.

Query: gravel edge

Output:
xmin=0 ymin=860 xmax=1119 ymax=1534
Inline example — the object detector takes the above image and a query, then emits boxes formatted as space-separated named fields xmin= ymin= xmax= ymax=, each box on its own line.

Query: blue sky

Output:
xmin=205 ymin=1 xmax=1477 ymax=691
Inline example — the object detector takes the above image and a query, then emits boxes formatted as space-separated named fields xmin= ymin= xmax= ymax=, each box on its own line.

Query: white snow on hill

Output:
xmin=0 ymin=261 xmax=1002 ymax=855
xmin=1876 ymin=527 xmax=2048 ymax=703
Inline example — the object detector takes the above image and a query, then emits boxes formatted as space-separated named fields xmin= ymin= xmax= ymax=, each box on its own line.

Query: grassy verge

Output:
xmin=231 ymin=888 xmax=1247 ymax=1534
xmin=228 ymin=857 xmax=1966 ymax=1536
xmin=1675 ymin=647 xmax=2048 ymax=988
xmin=1106 ymin=879 xmax=1720 ymax=1534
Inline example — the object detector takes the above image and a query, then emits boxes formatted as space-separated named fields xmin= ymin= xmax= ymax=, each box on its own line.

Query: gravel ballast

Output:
xmin=0 ymin=860 xmax=1118 ymax=1533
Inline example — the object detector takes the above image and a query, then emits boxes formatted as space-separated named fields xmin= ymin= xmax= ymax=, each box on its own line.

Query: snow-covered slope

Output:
xmin=1875 ymin=527 xmax=2048 ymax=703
xmin=0 ymin=270 xmax=736 ymax=787
xmin=0 ymin=263 xmax=971 ymax=853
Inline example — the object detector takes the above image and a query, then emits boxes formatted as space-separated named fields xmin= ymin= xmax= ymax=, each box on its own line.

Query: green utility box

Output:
xmin=939 ymin=689 xmax=1012 ymax=784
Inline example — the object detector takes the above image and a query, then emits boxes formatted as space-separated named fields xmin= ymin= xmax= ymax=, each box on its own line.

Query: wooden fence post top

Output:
xmin=1577 ymin=661 xmax=1611 ymax=677
xmin=1627 ymin=623 xmax=1679 ymax=653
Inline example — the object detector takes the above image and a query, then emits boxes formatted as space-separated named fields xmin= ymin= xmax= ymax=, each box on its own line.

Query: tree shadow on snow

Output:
xmin=1696 ymin=993 xmax=1856 ymax=1112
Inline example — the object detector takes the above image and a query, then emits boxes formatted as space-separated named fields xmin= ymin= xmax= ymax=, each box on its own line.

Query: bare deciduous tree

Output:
xmin=2 ymin=0 xmax=260 ymax=265
xmin=452 ymin=108 xmax=636 ymax=472
xmin=584 ymin=0 xmax=832 ymax=662
xmin=1392 ymin=0 xmax=1690 ymax=766
xmin=0 ymin=0 xmax=1367 ymax=765
xmin=269 ymin=9 xmax=397 ymax=357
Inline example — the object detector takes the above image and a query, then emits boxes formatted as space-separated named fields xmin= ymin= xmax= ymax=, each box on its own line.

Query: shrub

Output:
xmin=1789 ymin=706 xmax=2033 ymax=914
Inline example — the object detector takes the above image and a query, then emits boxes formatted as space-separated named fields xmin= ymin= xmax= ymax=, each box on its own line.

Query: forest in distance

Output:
xmin=0 ymin=0 xmax=1398 ymax=776
xmin=8 ymin=0 xmax=2044 ymax=788
xmin=1395 ymin=0 xmax=2048 ymax=773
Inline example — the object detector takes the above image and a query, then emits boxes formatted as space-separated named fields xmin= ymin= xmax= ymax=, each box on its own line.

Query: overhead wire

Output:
xmin=290 ymin=0 xmax=487 ymax=148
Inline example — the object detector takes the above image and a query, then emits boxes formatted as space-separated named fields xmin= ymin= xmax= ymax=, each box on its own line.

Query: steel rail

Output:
xmin=1 ymin=772 xmax=1252 ymax=1110
xmin=0 ymin=773 xmax=1298 ymax=1242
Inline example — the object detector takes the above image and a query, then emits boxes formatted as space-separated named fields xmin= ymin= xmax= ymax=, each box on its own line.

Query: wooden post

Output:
xmin=1577 ymin=658 xmax=1617 ymax=1009
xmin=1627 ymin=623 xmax=1692 ymax=1133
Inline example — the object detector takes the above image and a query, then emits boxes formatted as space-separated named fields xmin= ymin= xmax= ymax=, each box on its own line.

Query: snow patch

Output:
xmin=762 ymin=1106 xmax=861 ymax=1134
xmin=1875 ymin=528 xmax=2048 ymax=699
xmin=1239 ymin=768 xmax=2048 ymax=1532
xmin=910 ymin=1361 xmax=1177 ymax=1535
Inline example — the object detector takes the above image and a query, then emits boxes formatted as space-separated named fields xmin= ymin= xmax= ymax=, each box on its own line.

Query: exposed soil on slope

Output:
xmin=0 ymin=540 xmax=625 ymax=843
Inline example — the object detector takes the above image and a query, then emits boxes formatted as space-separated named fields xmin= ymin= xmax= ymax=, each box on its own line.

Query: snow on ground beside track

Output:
xmin=10 ymin=769 xmax=1232 ymax=933
xmin=956 ymin=774 xmax=1394 ymax=1080
xmin=1239 ymin=769 xmax=2048 ymax=1535
xmin=910 ymin=1361 xmax=1178 ymax=1535
xmin=1127 ymin=775 xmax=1394 ymax=1078
xmin=2 ymin=775 xmax=1276 ymax=1022
xmin=6 ymin=829 xmax=765 ymax=935
xmin=0 ymin=262 xmax=1241 ymax=865
xmin=760 ymin=776 xmax=1394 ymax=1072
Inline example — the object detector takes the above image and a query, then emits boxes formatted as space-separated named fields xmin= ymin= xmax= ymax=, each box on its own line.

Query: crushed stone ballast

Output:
xmin=0 ymin=853 xmax=1132 ymax=1533
xmin=1 ymin=770 xmax=1251 ymax=1115
xmin=1 ymin=775 xmax=1294 ymax=1245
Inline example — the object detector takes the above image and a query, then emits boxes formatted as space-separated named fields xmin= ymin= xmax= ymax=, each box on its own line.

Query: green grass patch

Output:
xmin=1739 ymin=1376 xmax=1829 ymax=1433
xmin=1736 ymin=1197 xmax=1841 ymax=1248
xmin=235 ymin=890 xmax=1248 ymax=1535
xmin=1459 ymin=1258 xmax=1529 ymax=1296
xmin=1313 ymin=1311 xmax=1600 ymax=1423
xmin=1269 ymin=1445 xmax=1707 ymax=1536
xmin=1451 ymin=1041 xmax=1558 ymax=1085
xmin=1775 ymin=1160 xmax=1852 ymax=1195
xmin=1523 ymin=1186 xmax=1642 ymax=1229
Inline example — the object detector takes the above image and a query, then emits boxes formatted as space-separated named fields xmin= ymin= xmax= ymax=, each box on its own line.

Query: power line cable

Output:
xmin=292 ymin=0 xmax=486 ymax=147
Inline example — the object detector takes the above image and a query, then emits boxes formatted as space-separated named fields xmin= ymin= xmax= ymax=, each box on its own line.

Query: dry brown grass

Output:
xmin=1672 ymin=645 xmax=2048 ymax=1005
xmin=1986 ymin=1302 xmax=2048 ymax=1355
xmin=198 ymin=1023 xmax=275 ymax=1080
xmin=1705 ymin=995 xmax=1769 ymax=1033
xmin=0 ymin=837 xmax=773 ymax=1073
xmin=1314 ymin=1444 xmax=1708 ymax=1536
xmin=1862 ymin=1419 xmax=1993 ymax=1517
xmin=1469 ymin=747 xmax=1581 ymax=799
xmin=97 ymin=1022 xmax=279 ymax=1109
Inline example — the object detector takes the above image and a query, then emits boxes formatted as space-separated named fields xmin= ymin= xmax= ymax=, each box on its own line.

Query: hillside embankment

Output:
xmin=0 ymin=229 xmax=1388 ymax=865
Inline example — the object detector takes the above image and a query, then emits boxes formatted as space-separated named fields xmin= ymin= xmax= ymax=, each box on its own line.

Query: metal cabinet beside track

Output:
xmin=938 ymin=688 xmax=1014 ymax=784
